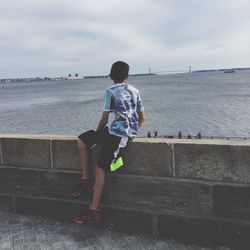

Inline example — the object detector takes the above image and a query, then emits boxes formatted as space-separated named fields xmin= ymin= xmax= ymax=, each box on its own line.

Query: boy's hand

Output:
xmin=138 ymin=112 xmax=145 ymax=128
xmin=97 ymin=111 xmax=110 ymax=131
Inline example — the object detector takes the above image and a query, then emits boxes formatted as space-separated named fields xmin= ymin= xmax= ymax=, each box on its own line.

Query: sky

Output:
xmin=0 ymin=0 xmax=250 ymax=78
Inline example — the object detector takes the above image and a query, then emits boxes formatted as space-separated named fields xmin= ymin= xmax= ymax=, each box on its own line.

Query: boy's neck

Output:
xmin=114 ymin=81 xmax=127 ymax=85
xmin=114 ymin=76 xmax=128 ymax=84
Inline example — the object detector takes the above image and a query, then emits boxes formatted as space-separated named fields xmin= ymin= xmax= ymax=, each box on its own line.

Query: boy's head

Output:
xmin=109 ymin=61 xmax=129 ymax=83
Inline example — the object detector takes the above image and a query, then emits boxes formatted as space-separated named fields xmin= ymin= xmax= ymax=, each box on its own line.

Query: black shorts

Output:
xmin=78 ymin=127 xmax=128 ymax=172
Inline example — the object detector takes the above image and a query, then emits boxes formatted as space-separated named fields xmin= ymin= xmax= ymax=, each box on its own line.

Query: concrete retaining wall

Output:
xmin=1 ymin=134 xmax=250 ymax=248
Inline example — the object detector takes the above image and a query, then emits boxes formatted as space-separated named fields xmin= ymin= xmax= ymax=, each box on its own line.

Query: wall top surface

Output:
xmin=0 ymin=134 xmax=249 ymax=146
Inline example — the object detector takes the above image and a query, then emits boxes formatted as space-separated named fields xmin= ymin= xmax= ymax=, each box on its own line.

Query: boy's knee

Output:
xmin=77 ymin=139 xmax=86 ymax=149
xmin=95 ymin=166 xmax=105 ymax=176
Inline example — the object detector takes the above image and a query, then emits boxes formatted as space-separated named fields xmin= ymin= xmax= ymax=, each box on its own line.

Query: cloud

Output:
xmin=0 ymin=0 xmax=249 ymax=77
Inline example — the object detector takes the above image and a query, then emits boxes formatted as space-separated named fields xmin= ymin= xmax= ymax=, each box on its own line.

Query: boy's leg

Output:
xmin=73 ymin=165 xmax=105 ymax=224
xmin=77 ymin=129 xmax=105 ymax=179
xmin=90 ymin=166 xmax=105 ymax=210
xmin=77 ymin=139 xmax=90 ymax=179
xmin=71 ymin=140 xmax=93 ymax=197
xmin=88 ymin=134 xmax=127 ymax=209
xmin=74 ymin=130 xmax=125 ymax=224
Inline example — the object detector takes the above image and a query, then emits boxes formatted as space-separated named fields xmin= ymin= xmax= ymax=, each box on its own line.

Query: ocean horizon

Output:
xmin=1 ymin=71 xmax=250 ymax=138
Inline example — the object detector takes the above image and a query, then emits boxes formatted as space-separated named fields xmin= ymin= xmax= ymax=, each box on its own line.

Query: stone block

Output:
xmin=118 ymin=141 xmax=173 ymax=177
xmin=158 ymin=214 xmax=250 ymax=248
xmin=175 ymin=143 xmax=250 ymax=183
xmin=0 ymin=167 xmax=39 ymax=196
xmin=52 ymin=139 xmax=100 ymax=173
xmin=212 ymin=185 xmax=250 ymax=221
xmin=15 ymin=196 xmax=152 ymax=235
xmin=101 ymin=207 xmax=153 ymax=235
xmin=40 ymin=171 xmax=82 ymax=199
xmin=51 ymin=139 xmax=79 ymax=170
xmin=1 ymin=138 xmax=51 ymax=169
xmin=110 ymin=175 xmax=211 ymax=216
xmin=39 ymin=171 xmax=110 ymax=203
xmin=0 ymin=195 xmax=14 ymax=212
xmin=15 ymin=196 xmax=82 ymax=222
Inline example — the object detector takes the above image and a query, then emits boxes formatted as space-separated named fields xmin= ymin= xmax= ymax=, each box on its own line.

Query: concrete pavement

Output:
xmin=0 ymin=211 xmax=222 ymax=250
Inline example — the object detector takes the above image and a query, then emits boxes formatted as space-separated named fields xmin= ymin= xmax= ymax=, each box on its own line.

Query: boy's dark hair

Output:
xmin=109 ymin=61 xmax=129 ymax=83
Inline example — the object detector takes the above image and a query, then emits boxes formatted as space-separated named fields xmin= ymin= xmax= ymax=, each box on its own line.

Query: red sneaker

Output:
xmin=74 ymin=208 xmax=101 ymax=224
xmin=71 ymin=179 xmax=94 ymax=198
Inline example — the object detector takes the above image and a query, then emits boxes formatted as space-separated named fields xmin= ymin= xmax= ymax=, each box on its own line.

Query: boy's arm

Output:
xmin=138 ymin=111 xmax=145 ymax=128
xmin=96 ymin=111 xmax=110 ymax=131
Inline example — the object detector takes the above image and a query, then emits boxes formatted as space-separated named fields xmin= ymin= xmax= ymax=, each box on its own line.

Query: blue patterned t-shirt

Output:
xmin=103 ymin=83 xmax=144 ymax=138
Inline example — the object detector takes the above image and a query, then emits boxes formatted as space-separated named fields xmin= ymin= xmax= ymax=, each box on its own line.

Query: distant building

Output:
xmin=67 ymin=73 xmax=81 ymax=80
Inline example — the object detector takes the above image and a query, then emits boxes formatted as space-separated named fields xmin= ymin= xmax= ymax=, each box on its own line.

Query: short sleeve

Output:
xmin=136 ymin=92 xmax=144 ymax=113
xmin=103 ymin=89 xmax=114 ymax=111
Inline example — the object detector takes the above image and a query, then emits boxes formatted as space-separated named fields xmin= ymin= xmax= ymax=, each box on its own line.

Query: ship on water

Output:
xmin=224 ymin=70 xmax=235 ymax=73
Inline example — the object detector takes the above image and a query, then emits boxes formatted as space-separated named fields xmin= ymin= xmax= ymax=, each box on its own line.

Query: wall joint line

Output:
xmin=50 ymin=140 xmax=54 ymax=169
xmin=0 ymin=139 xmax=3 ymax=165
xmin=172 ymin=143 xmax=175 ymax=177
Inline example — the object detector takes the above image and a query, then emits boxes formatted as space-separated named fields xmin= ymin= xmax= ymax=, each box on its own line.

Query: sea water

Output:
xmin=0 ymin=71 xmax=250 ymax=138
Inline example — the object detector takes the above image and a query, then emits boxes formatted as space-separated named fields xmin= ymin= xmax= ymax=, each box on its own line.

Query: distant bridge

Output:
xmin=149 ymin=66 xmax=192 ymax=74
xmin=154 ymin=70 xmax=190 ymax=74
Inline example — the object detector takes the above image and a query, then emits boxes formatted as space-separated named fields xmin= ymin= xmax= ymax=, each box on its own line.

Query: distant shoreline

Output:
xmin=192 ymin=67 xmax=250 ymax=73
xmin=1 ymin=67 xmax=249 ymax=83
xmin=0 ymin=73 xmax=157 ymax=83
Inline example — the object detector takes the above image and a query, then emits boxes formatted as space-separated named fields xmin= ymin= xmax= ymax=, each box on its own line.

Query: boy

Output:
xmin=72 ymin=61 xmax=145 ymax=224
